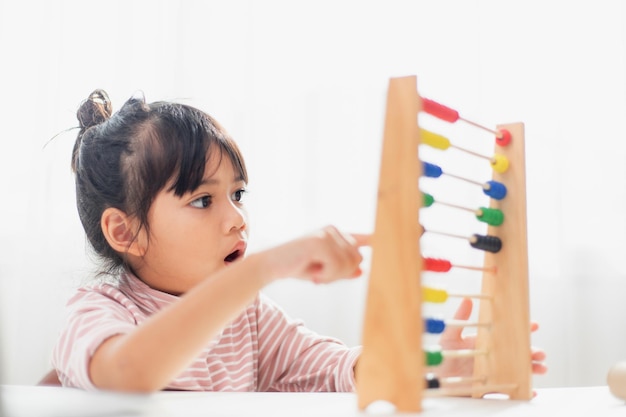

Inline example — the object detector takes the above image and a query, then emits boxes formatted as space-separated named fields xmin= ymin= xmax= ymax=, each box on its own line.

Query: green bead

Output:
xmin=476 ymin=207 xmax=504 ymax=226
xmin=425 ymin=350 xmax=443 ymax=366
xmin=423 ymin=193 xmax=434 ymax=207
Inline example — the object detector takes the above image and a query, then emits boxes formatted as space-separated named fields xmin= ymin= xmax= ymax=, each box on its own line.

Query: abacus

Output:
xmin=356 ymin=75 xmax=531 ymax=412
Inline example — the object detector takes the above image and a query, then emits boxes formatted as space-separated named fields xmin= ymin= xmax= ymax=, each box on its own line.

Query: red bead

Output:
xmin=423 ymin=258 xmax=452 ymax=272
xmin=422 ymin=98 xmax=459 ymax=123
xmin=496 ymin=129 xmax=512 ymax=146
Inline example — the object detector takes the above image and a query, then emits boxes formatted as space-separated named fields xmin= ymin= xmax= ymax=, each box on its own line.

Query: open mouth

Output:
xmin=224 ymin=250 xmax=242 ymax=263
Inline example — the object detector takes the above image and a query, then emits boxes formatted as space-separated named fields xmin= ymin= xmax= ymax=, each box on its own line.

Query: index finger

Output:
xmin=350 ymin=233 xmax=371 ymax=247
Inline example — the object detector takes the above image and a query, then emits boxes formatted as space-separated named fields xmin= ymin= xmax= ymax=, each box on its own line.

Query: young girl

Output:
xmin=51 ymin=90 xmax=546 ymax=393
xmin=52 ymin=90 xmax=368 ymax=392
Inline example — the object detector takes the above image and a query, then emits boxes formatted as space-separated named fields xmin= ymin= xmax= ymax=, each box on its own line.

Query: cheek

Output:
xmin=146 ymin=217 xmax=194 ymax=254
xmin=149 ymin=228 xmax=220 ymax=269
xmin=160 ymin=219 xmax=220 ymax=253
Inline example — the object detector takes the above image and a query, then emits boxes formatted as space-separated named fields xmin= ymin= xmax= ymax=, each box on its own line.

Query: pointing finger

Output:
xmin=349 ymin=233 xmax=371 ymax=247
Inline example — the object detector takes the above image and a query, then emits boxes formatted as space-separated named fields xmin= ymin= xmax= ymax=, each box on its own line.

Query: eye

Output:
xmin=190 ymin=195 xmax=211 ymax=208
xmin=232 ymin=188 xmax=247 ymax=203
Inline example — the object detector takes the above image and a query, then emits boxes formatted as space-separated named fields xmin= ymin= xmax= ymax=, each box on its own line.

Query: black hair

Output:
xmin=72 ymin=89 xmax=248 ymax=275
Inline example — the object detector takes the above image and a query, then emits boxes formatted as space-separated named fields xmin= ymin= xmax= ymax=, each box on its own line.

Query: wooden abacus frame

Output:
xmin=356 ymin=75 xmax=531 ymax=412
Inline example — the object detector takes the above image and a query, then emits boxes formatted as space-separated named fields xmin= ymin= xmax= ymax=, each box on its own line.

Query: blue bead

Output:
xmin=424 ymin=318 xmax=446 ymax=334
xmin=423 ymin=161 xmax=443 ymax=178
xmin=483 ymin=180 xmax=507 ymax=200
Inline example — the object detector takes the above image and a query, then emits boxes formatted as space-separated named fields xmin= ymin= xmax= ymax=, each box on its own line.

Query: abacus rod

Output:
xmin=423 ymin=258 xmax=496 ymax=273
xmin=435 ymin=200 xmax=473 ymax=214
xmin=439 ymin=376 xmax=487 ymax=385
xmin=459 ymin=117 xmax=503 ymax=138
xmin=421 ymin=96 xmax=508 ymax=140
xmin=425 ymin=230 xmax=502 ymax=254
xmin=445 ymin=319 xmax=491 ymax=328
xmin=424 ymin=383 xmax=518 ymax=398
xmin=426 ymin=230 xmax=466 ymax=240
xmin=447 ymin=292 xmax=493 ymax=301
xmin=442 ymin=172 xmax=483 ymax=187
xmin=441 ymin=349 xmax=488 ymax=359
xmin=450 ymin=144 xmax=491 ymax=161
xmin=453 ymin=264 xmax=497 ymax=273
xmin=424 ymin=288 xmax=493 ymax=301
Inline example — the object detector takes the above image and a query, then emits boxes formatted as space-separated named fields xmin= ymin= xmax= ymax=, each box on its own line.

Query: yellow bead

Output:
xmin=491 ymin=154 xmax=509 ymax=173
xmin=423 ymin=287 xmax=448 ymax=303
xmin=420 ymin=129 xmax=450 ymax=150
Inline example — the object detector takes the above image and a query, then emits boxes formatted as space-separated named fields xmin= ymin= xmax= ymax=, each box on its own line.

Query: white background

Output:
xmin=1 ymin=0 xmax=626 ymax=389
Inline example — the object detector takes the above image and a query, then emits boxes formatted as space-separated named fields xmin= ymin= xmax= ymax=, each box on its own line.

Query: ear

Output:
xmin=101 ymin=207 xmax=145 ymax=257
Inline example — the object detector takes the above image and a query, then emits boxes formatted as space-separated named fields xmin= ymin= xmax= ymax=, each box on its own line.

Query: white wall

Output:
xmin=1 ymin=0 xmax=626 ymax=389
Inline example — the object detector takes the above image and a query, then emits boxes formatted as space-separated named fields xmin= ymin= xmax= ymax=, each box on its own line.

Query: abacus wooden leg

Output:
xmin=472 ymin=122 xmax=533 ymax=400
xmin=356 ymin=75 xmax=424 ymax=412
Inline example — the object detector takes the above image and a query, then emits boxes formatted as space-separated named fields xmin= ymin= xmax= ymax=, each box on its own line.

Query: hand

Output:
xmin=529 ymin=322 xmax=548 ymax=375
xmin=436 ymin=298 xmax=548 ymax=379
xmin=266 ymin=226 xmax=370 ymax=284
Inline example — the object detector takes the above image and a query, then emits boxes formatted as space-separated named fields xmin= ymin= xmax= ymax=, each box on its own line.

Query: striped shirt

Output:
xmin=52 ymin=272 xmax=360 ymax=392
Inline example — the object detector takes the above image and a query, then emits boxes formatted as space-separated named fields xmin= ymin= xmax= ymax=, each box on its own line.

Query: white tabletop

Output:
xmin=1 ymin=385 xmax=624 ymax=417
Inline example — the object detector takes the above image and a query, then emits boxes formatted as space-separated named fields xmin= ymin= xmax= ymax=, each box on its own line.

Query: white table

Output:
xmin=1 ymin=385 xmax=624 ymax=416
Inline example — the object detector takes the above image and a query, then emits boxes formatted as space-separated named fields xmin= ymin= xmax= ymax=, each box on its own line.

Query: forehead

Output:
xmin=202 ymin=148 xmax=243 ymax=182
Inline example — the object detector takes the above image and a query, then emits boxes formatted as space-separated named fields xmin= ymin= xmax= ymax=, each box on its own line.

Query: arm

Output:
xmin=89 ymin=227 xmax=368 ymax=392
xmin=255 ymin=294 xmax=361 ymax=392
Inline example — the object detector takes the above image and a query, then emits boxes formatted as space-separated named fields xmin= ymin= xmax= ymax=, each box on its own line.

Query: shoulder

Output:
xmin=62 ymin=278 xmax=148 ymax=325
xmin=66 ymin=281 xmax=131 ymax=310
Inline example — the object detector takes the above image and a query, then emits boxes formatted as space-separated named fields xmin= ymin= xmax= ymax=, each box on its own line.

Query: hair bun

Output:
xmin=72 ymin=89 xmax=113 ymax=172
xmin=77 ymin=89 xmax=113 ymax=130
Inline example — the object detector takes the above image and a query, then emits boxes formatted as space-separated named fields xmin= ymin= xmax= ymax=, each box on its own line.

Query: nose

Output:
xmin=223 ymin=200 xmax=247 ymax=234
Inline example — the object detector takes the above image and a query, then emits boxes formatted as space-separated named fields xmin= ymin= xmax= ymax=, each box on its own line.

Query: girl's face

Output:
xmin=132 ymin=150 xmax=248 ymax=295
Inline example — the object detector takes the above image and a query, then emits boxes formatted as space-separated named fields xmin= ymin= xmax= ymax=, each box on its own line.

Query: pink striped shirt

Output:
xmin=52 ymin=272 xmax=360 ymax=392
